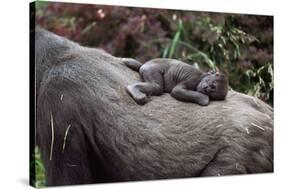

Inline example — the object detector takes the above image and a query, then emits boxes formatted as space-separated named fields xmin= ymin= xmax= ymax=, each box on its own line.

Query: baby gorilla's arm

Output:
xmin=171 ymin=84 xmax=209 ymax=106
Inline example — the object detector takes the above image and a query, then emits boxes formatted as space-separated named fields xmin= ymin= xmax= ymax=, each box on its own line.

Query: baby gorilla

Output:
xmin=124 ymin=58 xmax=228 ymax=106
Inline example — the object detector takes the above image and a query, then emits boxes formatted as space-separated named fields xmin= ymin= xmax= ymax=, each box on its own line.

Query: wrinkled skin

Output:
xmin=125 ymin=58 xmax=228 ymax=106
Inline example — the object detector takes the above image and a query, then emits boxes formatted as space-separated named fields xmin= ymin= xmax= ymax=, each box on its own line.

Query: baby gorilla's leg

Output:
xmin=122 ymin=58 xmax=142 ymax=71
xmin=126 ymin=83 xmax=159 ymax=105
xmin=126 ymin=70 xmax=164 ymax=105
xmin=141 ymin=69 xmax=164 ymax=95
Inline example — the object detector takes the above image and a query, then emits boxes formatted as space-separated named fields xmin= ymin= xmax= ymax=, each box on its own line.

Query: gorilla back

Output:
xmin=34 ymin=28 xmax=273 ymax=186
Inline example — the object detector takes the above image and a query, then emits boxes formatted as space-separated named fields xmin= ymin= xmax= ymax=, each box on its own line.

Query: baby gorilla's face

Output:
xmin=197 ymin=72 xmax=228 ymax=100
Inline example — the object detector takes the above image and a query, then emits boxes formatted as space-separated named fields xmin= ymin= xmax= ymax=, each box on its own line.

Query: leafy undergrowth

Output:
xmin=30 ymin=146 xmax=46 ymax=188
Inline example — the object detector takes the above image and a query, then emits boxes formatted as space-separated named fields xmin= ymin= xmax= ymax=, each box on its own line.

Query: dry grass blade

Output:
xmin=216 ymin=124 xmax=223 ymax=128
xmin=50 ymin=113 xmax=54 ymax=160
xmin=60 ymin=94 xmax=64 ymax=101
xmin=222 ymin=105 xmax=232 ymax=110
xmin=62 ymin=124 xmax=72 ymax=152
xmin=245 ymin=127 xmax=250 ymax=134
xmin=251 ymin=122 xmax=265 ymax=131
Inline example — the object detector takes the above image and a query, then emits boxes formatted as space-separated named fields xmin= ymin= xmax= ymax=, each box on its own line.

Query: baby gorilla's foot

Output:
xmin=126 ymin=85 xmax=148 ymax=105
xmin=122 ymin=58 xmax=142 ymax=71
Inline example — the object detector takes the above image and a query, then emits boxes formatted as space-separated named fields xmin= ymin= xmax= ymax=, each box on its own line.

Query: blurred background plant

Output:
xmin=30 ymin=146 xmax=45 ymax=188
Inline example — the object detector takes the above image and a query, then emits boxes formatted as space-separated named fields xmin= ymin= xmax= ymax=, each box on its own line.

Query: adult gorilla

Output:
xmin=33 ymin=28 xmax=273 ymax=186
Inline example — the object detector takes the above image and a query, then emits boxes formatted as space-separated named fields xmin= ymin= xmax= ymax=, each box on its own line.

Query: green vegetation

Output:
xmin=163 ymin=16 xmax=273 ymax=104
xmin=31 ymin=146 xmax=46 ymax=188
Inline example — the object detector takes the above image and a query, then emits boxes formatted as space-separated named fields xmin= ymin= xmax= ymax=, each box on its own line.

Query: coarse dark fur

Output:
xmin=34 ymin=28 xmax=273 ymax=186
xmin=124 ymin=58 xmax=228 ymax=106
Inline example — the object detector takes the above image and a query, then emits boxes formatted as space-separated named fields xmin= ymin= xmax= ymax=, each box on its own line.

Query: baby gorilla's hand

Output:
xmin=197 ymin=94 xmax=210 ymax=106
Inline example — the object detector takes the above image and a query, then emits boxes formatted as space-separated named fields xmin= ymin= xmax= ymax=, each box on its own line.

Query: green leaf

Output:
xmin=168 ymin=30 xmax=181 ymax=58
xmin=162 ymin=47 xmax=169 ymax=58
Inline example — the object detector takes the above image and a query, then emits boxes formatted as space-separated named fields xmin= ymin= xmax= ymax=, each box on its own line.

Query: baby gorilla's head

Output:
xmin=196 ymin=71 xmax=228 ymax=100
